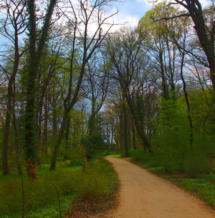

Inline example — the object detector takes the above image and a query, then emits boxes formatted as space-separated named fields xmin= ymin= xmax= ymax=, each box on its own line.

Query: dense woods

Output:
xmin=0 ymin=0 xmax=215 ymax=216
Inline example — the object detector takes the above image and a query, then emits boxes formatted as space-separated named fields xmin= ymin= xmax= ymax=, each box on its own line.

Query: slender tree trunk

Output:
xmin=2 ymin=98 xmax=12 ymax=175
xmin=88 ymin=98 xmax=96 ymax=136
xmin=38 ymin=98 xmax=44 ymax=153
xmin=210 ymin=66 xmax=215 ymax=93
xmin=52 ymin=99 xmax=57 ymax=134
xmin=43 ymin=93 xmax=48 ymax=154
xmin=64 ymin=115 xmax=71 ymax=158
xmin=127 ymin=112 xmax=131 ymax=151
xmin=122 ymin=102 xmax=129 ymax=156
xmin=125 ymin=94 xmax=151 ymax=151
xmin=180 ymin=52 xmax=193 ymax=147
xmin=132 ymin=123 xmax=136 ymax=150
xmin=50 ymin=110 xmax=68 ymax=170
xmin=2 ymin=33 xmax=19 ymax=175
xmin=119 ymin=107 xmax=124 ymax=154
xmin=12 ymin=83 xmax=22 ymax=175
xmin=159 ymin=50 xmax=169 ymax=99
xmin=88 ymin=113 xmax=96 ymax=136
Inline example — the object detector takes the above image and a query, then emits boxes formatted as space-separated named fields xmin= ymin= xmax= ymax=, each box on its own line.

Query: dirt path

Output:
xmin=106 ymin=157 xmax=215 ymax=218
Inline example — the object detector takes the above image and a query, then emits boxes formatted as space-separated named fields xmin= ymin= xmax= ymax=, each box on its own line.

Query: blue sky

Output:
xmin=0 ymin=0 xmax=151 ymax=51
xmin=116 ymin=0 xmax=151 ymax=18
xmin=111 ymin=0 xmax=208 ymax=29
xmin=112 ymin=0 xmax=151 ymax=28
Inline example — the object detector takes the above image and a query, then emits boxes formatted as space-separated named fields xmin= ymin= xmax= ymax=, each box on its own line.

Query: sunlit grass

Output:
xmin=0 ymin=159 xmax=117 ymax=217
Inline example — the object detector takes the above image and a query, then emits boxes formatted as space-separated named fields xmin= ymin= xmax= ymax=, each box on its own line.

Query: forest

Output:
xmin=0 ymin=0 xmax=215 ymax=217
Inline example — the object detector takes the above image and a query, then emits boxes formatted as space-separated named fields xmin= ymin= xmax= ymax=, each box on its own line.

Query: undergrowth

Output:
xmin=0 ymin=159 xmax=117 ymax=217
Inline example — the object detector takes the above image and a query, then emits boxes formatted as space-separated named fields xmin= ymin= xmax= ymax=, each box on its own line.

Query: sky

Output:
xmin=111 ymin=0 xmax=152 ymax=28
xmin=111 ymin=0 xmax=209 ymax=29
xmin=0 ymin=0 xmax=210 ymax=49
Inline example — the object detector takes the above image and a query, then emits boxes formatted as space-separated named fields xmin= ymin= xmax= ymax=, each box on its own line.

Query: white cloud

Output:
xmin=87 ymin=9 xmax=140 ymax=34
xmin=200 ymin=0 xmax=212 ymax=7
xmin=111 ymin=13 xmax=139 ymax=31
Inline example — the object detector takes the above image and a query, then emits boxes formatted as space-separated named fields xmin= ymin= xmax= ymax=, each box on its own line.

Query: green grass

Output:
xmin=166 ymin=175 xmax=215 ymax=208
xmin=106 ymin=154 xmax=121 ymax=158
xmin=0 ymin=159 xmax=118 ymax=217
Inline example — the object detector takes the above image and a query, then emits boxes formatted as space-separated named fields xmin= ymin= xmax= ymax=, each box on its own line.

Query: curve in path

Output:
xmin=106 ymin=157 xmax=215 ymax=218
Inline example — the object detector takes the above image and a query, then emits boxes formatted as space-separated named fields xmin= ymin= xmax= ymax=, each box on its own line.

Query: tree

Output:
xmin=50 ymin=0 xmax=117 ymax=170
xmin=0 ymin=0 xmax=27 ymax=175
xmin=106 ymin=29 xmax=152 ymax=150
xmin=24 ymin=0 xmax=57 ymax=178
xmin=138 ymin=2 xmax=183 ymax=99
xmin=167 ymin=0 xmax=215 ymax=91
xmin=82 ymin=53 xmax=110 ymax=136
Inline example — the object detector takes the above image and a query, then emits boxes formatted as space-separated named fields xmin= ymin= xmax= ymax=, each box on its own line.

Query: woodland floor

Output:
xmin=105 ymin=157 xmax=215 ymax=218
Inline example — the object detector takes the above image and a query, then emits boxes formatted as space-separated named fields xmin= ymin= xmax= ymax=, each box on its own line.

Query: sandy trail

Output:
xmin=106 ymin=157 xmax=215 ymax=218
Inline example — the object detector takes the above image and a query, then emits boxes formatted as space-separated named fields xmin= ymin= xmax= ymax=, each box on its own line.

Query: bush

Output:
xmin=129 ymin=148 xmax=149 ymax=162
xmin=130 ymin=136 xmax=212 ymax=176
xmin=183 ymin=147 xmax=210 ymax=177
xmin=0 ymin=159 xmax=117 ymax=217
xmin=69 ymin=145 xmax=85 ymax=167
xmin=81 ymin=135 xmax=106 ymax=159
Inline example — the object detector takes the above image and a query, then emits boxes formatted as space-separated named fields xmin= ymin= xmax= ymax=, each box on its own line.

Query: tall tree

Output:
xmin=82 ymin=54 xmax=110 ymax=136
xmin=50 ymin=0 xmax=116 ymax=170
xmin=0 ymin=0 xmax=27 ymax=175
xmin=106 ymin=29 xmax=152 ymax=150
xmin=170 ymin=0 xmax=215 ymax=91
xmin=24 ymin=0 xmax=57 ymax=178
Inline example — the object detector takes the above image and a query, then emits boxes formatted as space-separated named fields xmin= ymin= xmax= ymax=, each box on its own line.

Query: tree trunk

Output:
xmin=125 ymin=94 xmax=151 ymax=151
xmin=12 ymin=83 xmax=22 ymax=175
xmin=64 ymin=115 xmax=71 ymax=158
xmin=122 ymin=102 xmax=129 ymax=156
xmin=132 ymin=122 xmax=136 ymax=150
xmin=43 ymin=93 xmax=48 ymax=154
xmin=50 ymin=110 xmax=68 ymax=170
xmin=180 ymin=51 xmax=193 ymax=147
xmin=25 ymin=65 xmax=37 ymax=178
xmin=2 ymin=33 xmax=19 ymax=175
xmin=2 ymin=99 xmax=11 ymax=175
xmin=119 ymin=107 xmax=124 ymax=154
xmin=182 ymin=0 xmax=215 ymax=91
xmin=159 ymin=50 xmax=169 ymax=99
xmin=25 ymin=0 xmax=57 ymax=178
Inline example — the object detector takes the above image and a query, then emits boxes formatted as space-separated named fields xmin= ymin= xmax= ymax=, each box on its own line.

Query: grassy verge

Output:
xmin=130 ymin=157 xmax=215 ymax=209
xmin=0 ymin=159 xmax=118 ymax=218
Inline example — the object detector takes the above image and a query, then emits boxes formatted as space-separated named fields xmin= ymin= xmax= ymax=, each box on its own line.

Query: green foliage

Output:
xmin=69 ymin=146 xmax=85 ymax=167
xmin=137 ymin=1 xmax=183 ymax=41
xmin=173 ymin=177 xmax=215 ymax=208
xmin=130 ymin=94 xmax=215 ymax=175
xmin=182 ymin=144 xmax=210 ymax=176
xmin=81 ymin=134 xmax=106 ymax=159
xmin=0 ymin=159 xmax=117 ymax=217
xmin=130 ymin=141 xmax=213 ymax=176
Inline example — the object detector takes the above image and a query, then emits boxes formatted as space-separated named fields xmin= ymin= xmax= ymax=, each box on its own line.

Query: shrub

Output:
xmin=81 ymin=135 xmax=106 ymax=159
xmin=0 ymin=159 xmax=117 ymax=217
xmin=183 ymin=147 xmax=210 ymax=177
xmin=69 ymin=145 xmax=85 ymax=167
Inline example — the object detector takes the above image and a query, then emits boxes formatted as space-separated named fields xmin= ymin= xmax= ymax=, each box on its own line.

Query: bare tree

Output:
xmin=106 ymin=29 xmax=152 ymax=150
xmin=0 ymin=0 xmax=27 ymax=175
xmin=50 ymin=0 xmax=117 ymax=170
xmin=167 ymin=0 xmax=215 ymax=91
xmin=82 ymin=53 xmax=110 ymax=136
